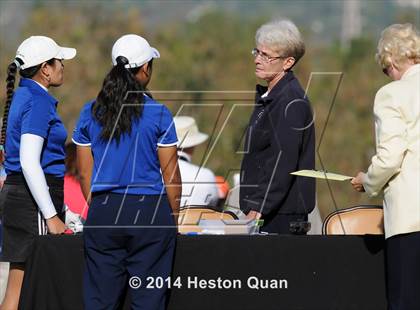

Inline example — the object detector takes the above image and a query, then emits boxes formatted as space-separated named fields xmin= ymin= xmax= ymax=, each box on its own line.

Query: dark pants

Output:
xmin=386 ymin=231 xmax=420 ymax=310
xmin=83 ymin=193 xmax=177 ymax=310
xmin=261 ymin=213 xmax=308 ymax=234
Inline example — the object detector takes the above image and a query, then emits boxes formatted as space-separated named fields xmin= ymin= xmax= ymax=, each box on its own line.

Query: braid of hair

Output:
xmin=1 ymin=58 xmax=23 ymax=163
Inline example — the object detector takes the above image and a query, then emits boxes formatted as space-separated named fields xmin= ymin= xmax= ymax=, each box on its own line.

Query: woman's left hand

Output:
xmin=246 ymin=210 xmax=262 ymax=220
xmin=351 ymin=172 xmax=366 ymax=192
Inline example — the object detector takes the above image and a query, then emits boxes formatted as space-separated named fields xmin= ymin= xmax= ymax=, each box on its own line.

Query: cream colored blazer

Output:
xmin=363 ymin=64 xmax=420 ymax=239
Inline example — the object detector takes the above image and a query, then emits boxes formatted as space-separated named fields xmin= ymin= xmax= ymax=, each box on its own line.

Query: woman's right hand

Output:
xmin=46 ymin=215 xmax=66 ymax=234
xmin=351 ymin=172 xmax=366 ymax=192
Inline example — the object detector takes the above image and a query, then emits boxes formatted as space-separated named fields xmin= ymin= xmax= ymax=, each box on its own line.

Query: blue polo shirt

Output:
xmin=4 ymin=78 xmax=67 ymax=177
xmin=72 ymin=96 xmax=178 ymax=195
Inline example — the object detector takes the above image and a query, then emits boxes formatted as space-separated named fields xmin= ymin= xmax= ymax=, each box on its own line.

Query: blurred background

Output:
xmin=1 ymin=0 xmax=419 ymax=219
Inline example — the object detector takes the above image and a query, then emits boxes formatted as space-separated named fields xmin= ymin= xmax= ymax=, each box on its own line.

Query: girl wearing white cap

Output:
xmin=0 ymin=36 xmax=76 ymax=309
xmin=73 ymin=34 xmax=181 ymax=309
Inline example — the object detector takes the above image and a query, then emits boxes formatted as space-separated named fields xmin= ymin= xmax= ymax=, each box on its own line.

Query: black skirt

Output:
xmin=0 ymin=173 xmax=65 ymax=263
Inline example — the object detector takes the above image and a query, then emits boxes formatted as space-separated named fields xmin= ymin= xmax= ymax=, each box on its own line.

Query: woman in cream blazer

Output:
xmin=352 ymin=23 xmax=420 ymax=310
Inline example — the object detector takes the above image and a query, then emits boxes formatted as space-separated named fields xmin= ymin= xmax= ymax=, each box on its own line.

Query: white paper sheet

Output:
xmin=291 ymin=170 xmax=352 ymax=181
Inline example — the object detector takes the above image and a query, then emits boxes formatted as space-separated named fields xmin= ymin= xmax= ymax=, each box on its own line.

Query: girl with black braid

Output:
xmin=73 ymin=34 xmax=180 ymax=310
xmin=0 ymin=36 xmax=76 ymax=310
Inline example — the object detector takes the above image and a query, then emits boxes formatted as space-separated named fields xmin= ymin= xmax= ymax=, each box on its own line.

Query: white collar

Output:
xmin=401 ymin=64 xmax=420 ymax=80
xmin=177 ymin=150 xmax=192 ymax=162
xmin=33 ymin=80 xmax=48 ymax=92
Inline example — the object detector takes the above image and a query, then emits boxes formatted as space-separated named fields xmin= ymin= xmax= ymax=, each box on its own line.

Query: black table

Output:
xmin=19 ymin=234 xmax=387 ymax=310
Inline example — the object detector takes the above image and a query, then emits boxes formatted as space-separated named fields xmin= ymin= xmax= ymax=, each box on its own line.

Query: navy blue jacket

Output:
xmin=240 ymin=71 xmax=315 ymax=216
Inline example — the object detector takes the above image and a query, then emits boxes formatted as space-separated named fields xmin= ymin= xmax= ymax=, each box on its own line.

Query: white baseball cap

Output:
xmin=16 ymin=36 xmax=76 ymax=70
xmin=111 ymin=34 xmax=160 ymax=69
xmin=174 ymin=116 xmax=209 ymax=149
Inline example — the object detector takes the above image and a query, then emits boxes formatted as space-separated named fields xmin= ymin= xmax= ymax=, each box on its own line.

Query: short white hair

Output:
xmin=256 ymin=19 xmax=305 ymax=64
xmin=376 ymin=23 xmax=420 ymax=69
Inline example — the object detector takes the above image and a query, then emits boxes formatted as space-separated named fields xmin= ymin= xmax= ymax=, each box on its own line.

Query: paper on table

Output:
xmin=198 ymin=219 xmax=260 ymax=235
xmin=291 ymin=170 xmax=352 ymax=181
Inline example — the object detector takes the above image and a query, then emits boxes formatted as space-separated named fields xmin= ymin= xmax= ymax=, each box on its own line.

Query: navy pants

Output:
xmin=83 ymin=193 xmax=177 ymax=310
xmin=386 ymin=231 xmax=420 ymax=310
